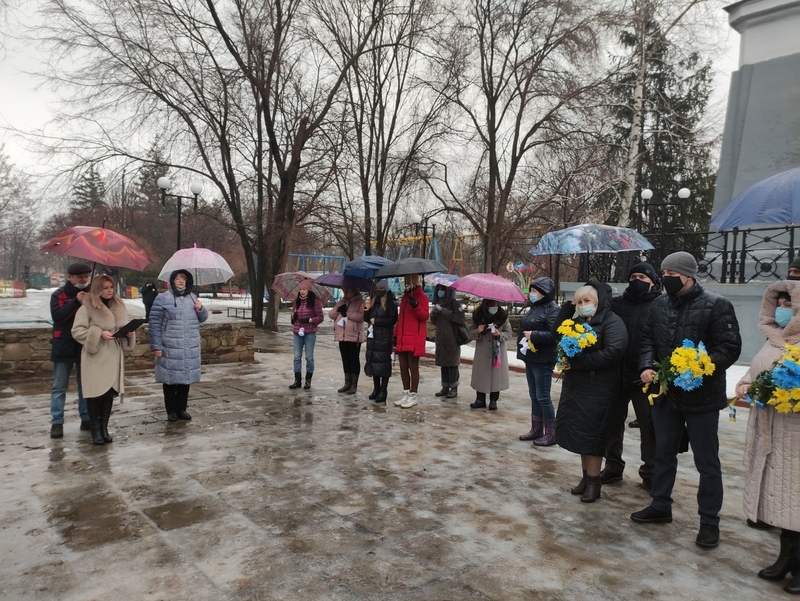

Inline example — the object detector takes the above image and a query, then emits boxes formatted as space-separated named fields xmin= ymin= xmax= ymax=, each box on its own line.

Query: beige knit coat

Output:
xmin=72 ymin=297 xmax=135 ymax=399
xmin=739 ymin=280 xmax=800 ymax=530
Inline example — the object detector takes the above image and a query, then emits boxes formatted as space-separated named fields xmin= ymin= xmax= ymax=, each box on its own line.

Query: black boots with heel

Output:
xmin=289 ymin=372 xmax=302 ymax=389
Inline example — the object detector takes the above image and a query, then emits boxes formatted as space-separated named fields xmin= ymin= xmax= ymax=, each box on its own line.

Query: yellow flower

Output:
xmin=776 ymin=402 xmax=793 ymax=414
xmin=586 ymin=333 xmax=597 ymax=345
xmin=574 ymin=323 xmax=585 ymax=333
xmin=790 ymin=388 xmax=800 ymax=400
xmin=773 ymin=388 xmax=791 ymax=403
xmin=578 ymin=338 xmax=590 ymax=348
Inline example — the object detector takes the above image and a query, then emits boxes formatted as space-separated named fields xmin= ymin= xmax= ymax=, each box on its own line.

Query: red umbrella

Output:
xmin=42 ymin=226 xmax=152 ymax=271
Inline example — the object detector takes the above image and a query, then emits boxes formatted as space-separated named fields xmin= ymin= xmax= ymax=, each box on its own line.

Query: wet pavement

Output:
xmin=0 ymin=328 xmax=785 ymax=600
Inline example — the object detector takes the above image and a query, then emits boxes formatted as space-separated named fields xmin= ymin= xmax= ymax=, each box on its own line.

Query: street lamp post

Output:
xmin=157 ymin=177 xmax=204 ymax=251
xmin=411 ymin=214 xmax=440 ymax=259
xmin=641 ymin=187 xmax=691 ymax=251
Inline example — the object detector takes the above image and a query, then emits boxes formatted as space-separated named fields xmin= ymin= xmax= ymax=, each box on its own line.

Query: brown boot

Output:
xmin=581 ymin=476 xmax=601 ymax=503
xmin=337 ymin=373 xmax=352 ymax=393
xmin=346 ymin=373 xmax=359 ymax=394
xmin=571 ymin=470 xmax=587 ymax=495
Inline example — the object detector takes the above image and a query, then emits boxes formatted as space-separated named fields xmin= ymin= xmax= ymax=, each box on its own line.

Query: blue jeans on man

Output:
xmin=650 ymin=404 xmax=723 ymax=526
xmin=292 ymin=332 xmax=317 ymax=374
xmin=51 ymin=360 xmax=89 ymax=425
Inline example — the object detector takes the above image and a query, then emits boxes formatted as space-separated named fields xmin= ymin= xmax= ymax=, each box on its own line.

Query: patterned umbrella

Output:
xmin=449 ymin=273 xmax=526 ymax=303
xmin=42 ymin=226 xmax=152 ymax=271
xmin=158 ymin=244 xmax=234 ymax=285
xmin=529 ymin=224 xmax=654 ymax=255
xmin=271 ymin=271 xmax=332 ymax=303
xmin=426 ymin=272 xmax=460 ymax=287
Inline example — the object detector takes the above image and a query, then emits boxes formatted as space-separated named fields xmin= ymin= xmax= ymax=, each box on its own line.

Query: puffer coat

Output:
xmin=291 ymin=295 xmax=324 ymax=335
xmin=149 ymin=270 xmax=209 ymax=385
xmin=72 ymin=296 xmax=135 ymax=399
xmin=740 ymin=280 xmax=800 ymax=530
xmin=430 ymin=285 xmax=465 ymax=367
xmin=364 ymin=292 xmax=398 ymax=377
xmin=611 ymin=282 xmax=662 ymax=385
xmin=516 ymin=277 xmax=559 ymax=366
xmin=468 ymin=302 xmax=513 ymax=393
xmin=394 ymin=285 xmax=430 ymax=357
xmin=638 ymin=282 xmax=741 ymax=412
xmin=50 ymin=281 xmax=85 ymax=361
xmin=329 ymin=293 xmax=365 ymax=343
xmin=555 ymin=282 xmax=628 ymax=456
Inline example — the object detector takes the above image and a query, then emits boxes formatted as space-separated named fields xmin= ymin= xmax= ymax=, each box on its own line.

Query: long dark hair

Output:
xmin=472 ymin=300 xmax=507 ymax=326
xmin=294 ymin=290 xmax=317 ymax=309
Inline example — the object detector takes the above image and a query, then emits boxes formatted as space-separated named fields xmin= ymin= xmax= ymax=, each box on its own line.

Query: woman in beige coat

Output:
xmin=72 ymin=275 xmax=135 ymax=445
xmin=468 ymin=299 xmax=512 ymax=410
xmin=736 ymin=280 xmax=800 ymax=594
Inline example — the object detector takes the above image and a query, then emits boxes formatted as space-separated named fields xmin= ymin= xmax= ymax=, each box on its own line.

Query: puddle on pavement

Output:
xmin=143 ymin=498 xmax=220 ymax=530
xmin=58 ymin=513 xmax=153 ymax=550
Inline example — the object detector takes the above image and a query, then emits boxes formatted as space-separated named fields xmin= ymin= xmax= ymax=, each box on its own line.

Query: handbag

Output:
xmin=453 ymin=322 xmax=470 ymax=346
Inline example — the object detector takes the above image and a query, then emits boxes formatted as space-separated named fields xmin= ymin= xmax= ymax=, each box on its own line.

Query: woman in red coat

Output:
xmin=394 ymin=274 xmax=430 ymax=408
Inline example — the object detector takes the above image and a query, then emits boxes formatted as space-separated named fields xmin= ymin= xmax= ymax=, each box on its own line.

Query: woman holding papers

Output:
xmin=329 ymin=287 xmax=366 ymax=395
xmin=468 ymin=299 xmax=513 ymax=411
xmin=72 ymin=275 xmax=135 ymax=445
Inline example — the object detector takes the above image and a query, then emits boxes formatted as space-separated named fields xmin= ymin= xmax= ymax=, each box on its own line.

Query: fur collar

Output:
xmin=759 ymin=280 xmax=800 ymax=347
xmin=80 ymin=297 xmax=129 ymax=331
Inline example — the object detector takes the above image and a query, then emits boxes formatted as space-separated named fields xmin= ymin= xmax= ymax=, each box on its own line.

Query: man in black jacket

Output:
xmin=630 ymin=252 xmax=741 ymax=549
xmin=602 ymin=263 xmax=661 ymax=490
xmin=49 ymin=263 xmax=92 ymax=438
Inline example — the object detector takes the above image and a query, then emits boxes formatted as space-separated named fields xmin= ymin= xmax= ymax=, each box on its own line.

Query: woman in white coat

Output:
xmin=736 ymin=280 xmax=800 ymax=594
xmin=72 ymin=275 xmax=135 ymax=445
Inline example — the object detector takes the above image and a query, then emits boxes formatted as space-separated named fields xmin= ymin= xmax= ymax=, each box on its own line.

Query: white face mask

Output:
xmin=578 ymin=304 xmax=596 ymax=317
xmin=74 ymin=282 xmax=89 ymax=290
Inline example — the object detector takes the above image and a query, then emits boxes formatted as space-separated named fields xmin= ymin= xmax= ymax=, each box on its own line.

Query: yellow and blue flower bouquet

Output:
xmin=555 ymin=319 xmax=598 ymax=371
xmin=645 ymin=339 xmax=715 ymax=404
xmin=747 ymin=343 xmax=800 ymax=414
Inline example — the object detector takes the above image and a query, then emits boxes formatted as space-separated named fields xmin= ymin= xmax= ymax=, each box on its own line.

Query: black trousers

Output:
xmin=339 ymin=341 xmax=361 ymax=375
xmin=440 ymin=366 xmax=460 ymax=388
xmin=604 ymin=385 xmax=655 ymax=481
xmin=163 ymin=384 xmax=190 ymax=413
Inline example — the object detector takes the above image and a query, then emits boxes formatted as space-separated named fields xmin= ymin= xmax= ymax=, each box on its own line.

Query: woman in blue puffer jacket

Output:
xmin=149 ymin=269 xmax=209 ymax=422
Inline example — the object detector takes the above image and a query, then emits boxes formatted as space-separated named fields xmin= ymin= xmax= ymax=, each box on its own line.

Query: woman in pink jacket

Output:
xmin=288 ymin=280 xmax=324 ymax=390
xmin=393 ymin=274 xmax=430 ymax=408
xmin=329 ymin=287 xmax=366 ymax=395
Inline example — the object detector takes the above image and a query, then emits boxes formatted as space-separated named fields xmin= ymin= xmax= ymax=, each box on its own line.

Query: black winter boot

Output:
xmin=304 ymin=372 xmax=313 ymax=390
xmin=374 ymin=377 xmax=388 ymax=404
xmin=338 ymin=374 xmax=352 ymax=393
xmin=488 ymin=392 xmax=499 ymax=411
xmin=87 ymin=399 xmax=105 ymax=446
xmin=369 ymin=376 xmax=381 ymax=400
xmin=470 ymin=393 xmax=487 ymax=409
xmin=346 ymin=372 xmax=359 ymax=394
xmin=571 ymin=470 xmax=588 ymax=495
xmin=760 ymin=530 xmax=800 ymax=581
xmin=288 ymin=372 xmax=302 ymax=389
xmin=435 ymin=386 xmax=449 ymax=397
xmin=100 ymin=395 xmax=113 ymax=443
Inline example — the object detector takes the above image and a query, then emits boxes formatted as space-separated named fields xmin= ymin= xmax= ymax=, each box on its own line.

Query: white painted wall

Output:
xmin=726 ymin=0 xmax=800 ymax=66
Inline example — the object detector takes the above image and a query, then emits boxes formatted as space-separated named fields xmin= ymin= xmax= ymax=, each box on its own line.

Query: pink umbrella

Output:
xmin=272 ymin=271 xmax=332 ymax=303
xmin=158 ymin=243 xmax=234 ymax=285
xmin=450 ymin=273 xmax=526 ymax=303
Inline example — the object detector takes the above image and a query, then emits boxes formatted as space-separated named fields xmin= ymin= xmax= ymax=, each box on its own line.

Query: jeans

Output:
xmin=292 ymin=332 xmax=317 ymax=374
xmin=650 ymin=404 xmax=723 ymax=526
xmin=525 ymin=362 xmax=555 ymax=420
xmin=50 ymin=360 xmax=88 ymax=425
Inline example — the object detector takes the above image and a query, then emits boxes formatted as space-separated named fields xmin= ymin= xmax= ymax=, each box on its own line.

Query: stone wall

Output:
xmin=0 ymin=322 xmax=255 ymax=380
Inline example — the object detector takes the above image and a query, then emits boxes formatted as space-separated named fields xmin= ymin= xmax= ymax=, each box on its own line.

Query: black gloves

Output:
xmin=409 ymin=297 xmax=418 ymax=308
xmin=338 ymin=304 xmax=348 ymax=316
xmin=300 ymin=317 xmax=311 ymax=324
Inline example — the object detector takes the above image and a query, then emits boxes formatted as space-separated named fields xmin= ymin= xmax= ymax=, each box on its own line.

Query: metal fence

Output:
xmin=577 ymin=225 xmax=800 ymax=284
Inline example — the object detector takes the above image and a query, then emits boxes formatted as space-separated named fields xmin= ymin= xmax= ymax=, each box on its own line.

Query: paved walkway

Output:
xmin=0 ymin=328 xmax=785 ymax=600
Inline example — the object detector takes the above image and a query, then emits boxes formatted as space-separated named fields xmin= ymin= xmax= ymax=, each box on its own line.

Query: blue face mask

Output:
xmin=775 ymin=307 xmax=793 ymax=328
xmin=578 ymin=304 xmax=596 ymax=317
xmin=437 ymin=290 xmax=445 ymax=298
xmin=529 ymin=292 xmax=539 ymax=303
xmin=487 ymin=306 xmax=498 ymax=315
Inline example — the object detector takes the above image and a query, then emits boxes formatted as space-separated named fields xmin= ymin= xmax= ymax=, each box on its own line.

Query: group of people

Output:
xmin=48 ymin=254 xmax=800 ymax=593
xmin=287 ymin=273 xmax=520 ymax=411
xmin=49 ymin=263 xmax=208 ymax=445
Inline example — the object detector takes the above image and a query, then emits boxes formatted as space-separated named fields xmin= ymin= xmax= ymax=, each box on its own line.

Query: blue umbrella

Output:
xmin=342 ymin=255 xmax=393 ymax=279
xmin=710 ymin=166 xmax=800 ymax=231
xmin=529 ymin=224 xmax=653 ymax=255
xmin=314 ymin=272 xmax=373 ymax=291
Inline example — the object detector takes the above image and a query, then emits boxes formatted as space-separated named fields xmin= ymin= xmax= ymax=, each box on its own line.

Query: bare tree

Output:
xmin=427 ymin=0 xmax=609 ymax=273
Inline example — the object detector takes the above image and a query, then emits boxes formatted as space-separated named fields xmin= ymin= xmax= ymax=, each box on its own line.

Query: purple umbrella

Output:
xmin=314 ymin=272 xmax=373 ymax=291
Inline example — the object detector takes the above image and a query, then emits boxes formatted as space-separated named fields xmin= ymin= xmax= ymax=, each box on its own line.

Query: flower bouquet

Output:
xmin=555 ymin=319 xmax=597 ymax=371
xmin=644 ymin=339 xmax=715 ymax=405
xmin=746 ymin=344 xmax=800 ymax=413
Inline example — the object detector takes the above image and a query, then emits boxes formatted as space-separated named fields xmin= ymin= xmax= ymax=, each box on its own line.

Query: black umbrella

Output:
xmin=374 ymin=257 xmax=448 ymax=278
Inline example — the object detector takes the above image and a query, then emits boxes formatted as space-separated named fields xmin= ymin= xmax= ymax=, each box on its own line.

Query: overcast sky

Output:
xmin=0 ymin=2 xmax=741 ymax=179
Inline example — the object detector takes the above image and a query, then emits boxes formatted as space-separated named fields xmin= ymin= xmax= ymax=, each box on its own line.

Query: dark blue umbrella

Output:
xmin=342 ymin=255 xmax=393 ymax=279
xmin=314 ymin=272 xmax=372 ymax=291
xmin=710 ymin=166 xmax=800 ymax=231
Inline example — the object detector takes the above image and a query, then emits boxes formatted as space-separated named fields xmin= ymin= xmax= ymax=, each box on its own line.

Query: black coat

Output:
xmin=610 ymin=284 xmax=661 ymax=385
xmin=50 ymin=281 xmax=85 ymax=361
xmin=430 ymin=286 xmax=465 ymax=367
xmin=516 ymin=277 xmax=559 ymax=366
xmin=639 ymin=283 xmax=741 ymax=413
xmin=364 ymin=292 xmax=398 ymax=378
xmin=554 ymin=282 xmax=628 ymax=456
xmin=141 ymin=282 xmax=159 ymax=308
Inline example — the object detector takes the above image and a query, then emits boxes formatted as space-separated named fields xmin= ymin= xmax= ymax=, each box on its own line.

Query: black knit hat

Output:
xmin=628 ymin=262 xmax=659 ymax=284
